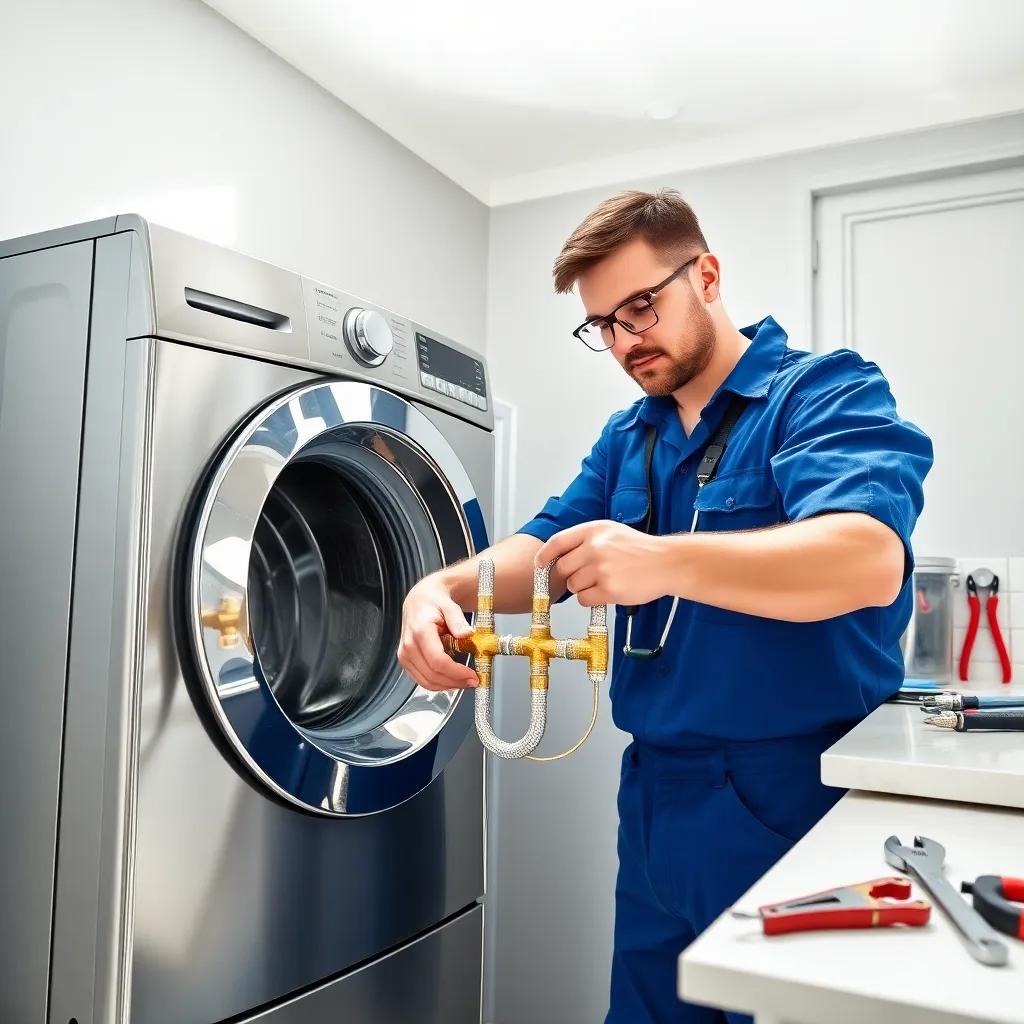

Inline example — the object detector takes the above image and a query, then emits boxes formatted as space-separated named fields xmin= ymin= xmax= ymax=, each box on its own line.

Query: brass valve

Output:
xmin=199 ymin=594 xmax=249 ymax=650
xmin=443 ymin=558 xmax=608 ymax=760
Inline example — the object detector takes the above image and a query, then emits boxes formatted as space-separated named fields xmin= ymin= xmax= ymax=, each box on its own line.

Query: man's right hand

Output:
xmin=397 ymin=574 xmax=479 ymax=691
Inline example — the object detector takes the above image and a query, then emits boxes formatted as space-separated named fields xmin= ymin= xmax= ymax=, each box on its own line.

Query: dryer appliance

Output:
xmin=0 ymin=216 xmax=491 ymax=1024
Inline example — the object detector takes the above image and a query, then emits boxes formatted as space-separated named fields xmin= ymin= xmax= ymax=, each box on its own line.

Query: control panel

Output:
xmin=298 ymin=275 xmax=489 ymax=424
xmin=415 ymin=331 xmax=488 ymax=411
xmin=116 ymin=218 xmax=489 ymax=426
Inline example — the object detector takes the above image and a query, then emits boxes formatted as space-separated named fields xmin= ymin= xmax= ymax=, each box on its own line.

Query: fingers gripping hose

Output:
xmin=443 ymin=558 xmax=609 ymax=759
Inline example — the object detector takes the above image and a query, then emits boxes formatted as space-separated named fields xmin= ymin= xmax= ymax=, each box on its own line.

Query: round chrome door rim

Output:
xmin=187 ymin=380 xmax=488 ymax=817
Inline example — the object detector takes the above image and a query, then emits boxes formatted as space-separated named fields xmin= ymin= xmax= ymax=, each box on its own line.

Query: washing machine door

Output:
xmin=184 ymin=380 xmax=488 ymax=817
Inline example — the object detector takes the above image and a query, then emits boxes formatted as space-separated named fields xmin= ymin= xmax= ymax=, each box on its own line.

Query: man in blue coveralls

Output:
xmin=398 ymin=189 xmax=933 ymax=1023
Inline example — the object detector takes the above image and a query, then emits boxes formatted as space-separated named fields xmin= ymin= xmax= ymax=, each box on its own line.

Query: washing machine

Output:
xmin=0 ymin=216 xmax=491 ymax=1024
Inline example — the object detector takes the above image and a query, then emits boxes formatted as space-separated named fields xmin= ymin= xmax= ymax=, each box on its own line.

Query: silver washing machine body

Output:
xmin=0 ymin=216 xmax=493 ymax=1024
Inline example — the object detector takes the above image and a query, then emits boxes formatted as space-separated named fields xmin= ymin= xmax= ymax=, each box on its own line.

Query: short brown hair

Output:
xmin=552 ymin=188 xmax=708 ymax=294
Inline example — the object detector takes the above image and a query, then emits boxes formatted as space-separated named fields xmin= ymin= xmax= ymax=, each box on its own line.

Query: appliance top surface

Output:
xmin=0 ymin=215 xmax=122 ymax=260
xmin=0 ymin=214 xmax=493 ymax=431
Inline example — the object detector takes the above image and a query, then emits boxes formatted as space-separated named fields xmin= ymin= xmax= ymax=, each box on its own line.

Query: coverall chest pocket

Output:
xmin=693 ymin=468 xmax=780 ymax=532
xmin=609 ymin=486 xmax=649 ymax=528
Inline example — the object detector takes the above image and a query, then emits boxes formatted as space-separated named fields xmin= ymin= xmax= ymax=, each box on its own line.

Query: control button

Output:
xmin=421 ymin=372 xmax=436 ymax=390
xmin=457 ymin=386 xmax=469 ymax=403
xmin=343 ymin=308 xmax=394 ymax=366
xmin=436 ymin=380 xmax=450 ymax=397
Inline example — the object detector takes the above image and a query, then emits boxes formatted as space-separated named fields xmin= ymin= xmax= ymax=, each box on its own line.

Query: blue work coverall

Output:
xmin=516 ymin=316 xmax=934 ymax=1024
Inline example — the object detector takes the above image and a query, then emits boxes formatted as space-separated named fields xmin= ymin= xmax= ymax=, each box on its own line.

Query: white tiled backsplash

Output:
xmin=948 ymin=556 xmax=1024 ymax=685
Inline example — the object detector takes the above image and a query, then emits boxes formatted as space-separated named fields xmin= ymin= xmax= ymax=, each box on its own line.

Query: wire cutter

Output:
xmin=961 ymin=876 xmax=1024 ymax=940
xmin=732 ymin=877 xmax=932 ymax=935
xmin=959 ymin=569 xmax=1011 ymax=684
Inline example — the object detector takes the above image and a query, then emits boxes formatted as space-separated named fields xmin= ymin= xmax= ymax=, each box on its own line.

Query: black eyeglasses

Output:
xmin=572 ymin=257 xmax=699 ymax=352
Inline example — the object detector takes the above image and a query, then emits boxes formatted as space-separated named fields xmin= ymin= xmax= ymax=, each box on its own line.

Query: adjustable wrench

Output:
xmin=884 ymin=835 xmax=1008 ymax=966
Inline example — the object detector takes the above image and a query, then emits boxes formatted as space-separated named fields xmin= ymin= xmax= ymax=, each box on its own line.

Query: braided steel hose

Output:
xmin=443 ymin=558 xmax=608 ymax=760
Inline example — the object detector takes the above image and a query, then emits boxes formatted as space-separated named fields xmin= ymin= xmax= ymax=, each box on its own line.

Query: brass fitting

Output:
xmin=443 ymin=559 xmax=608 ymax=759
xmin=199 ymin=594 xmax=249 ymax=650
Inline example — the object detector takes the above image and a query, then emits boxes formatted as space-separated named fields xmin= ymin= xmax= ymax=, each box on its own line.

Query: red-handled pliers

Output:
xmin=961 ymin=876 xmax=1024 ymax=940
xmin=959 ymin=570 xmax=1012 ymax=685
xmin=732 ymin=876 xmax=931 ymax=935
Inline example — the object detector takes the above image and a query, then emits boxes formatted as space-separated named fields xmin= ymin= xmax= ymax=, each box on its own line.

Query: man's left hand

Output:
xmin=535 ymin=521 xmax=668 ymax=608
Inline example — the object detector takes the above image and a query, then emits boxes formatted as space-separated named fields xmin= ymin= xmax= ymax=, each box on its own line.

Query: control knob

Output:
xmin=343 ymin=307 xmax=394 ymax=366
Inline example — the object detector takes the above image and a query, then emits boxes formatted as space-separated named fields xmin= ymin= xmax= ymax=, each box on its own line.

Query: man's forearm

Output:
xmin=436 ymin=533 xmax=568 ymax=614
xmin=659 ymin=512 xmax=905 ymax=622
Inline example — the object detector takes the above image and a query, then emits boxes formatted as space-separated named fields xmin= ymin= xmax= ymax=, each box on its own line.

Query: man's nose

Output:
xmin=613 ymin=327 xmax=648 ymax=355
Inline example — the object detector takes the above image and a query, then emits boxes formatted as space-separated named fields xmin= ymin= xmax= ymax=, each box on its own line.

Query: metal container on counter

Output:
xmin=901 ymin=556 xmax=960 ymax=684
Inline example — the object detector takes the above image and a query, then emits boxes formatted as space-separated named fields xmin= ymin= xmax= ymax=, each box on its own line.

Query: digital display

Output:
xmin=416 ymin=333 xmax=487 ymax=409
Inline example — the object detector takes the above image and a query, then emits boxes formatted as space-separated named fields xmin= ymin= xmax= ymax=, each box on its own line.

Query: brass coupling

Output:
xmin=199 ymin=594 xmax=250 ymax=651
xmin=443 ymin=558 xmax=608 ymax=760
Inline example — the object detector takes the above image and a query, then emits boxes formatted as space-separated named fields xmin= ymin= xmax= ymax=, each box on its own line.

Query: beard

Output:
xmin=626 ymin=294 xmax=716 ymax=396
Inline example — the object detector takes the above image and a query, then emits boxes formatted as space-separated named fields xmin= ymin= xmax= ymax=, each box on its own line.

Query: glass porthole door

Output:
xmin=184 ymin=380 xmax=488 ymax=816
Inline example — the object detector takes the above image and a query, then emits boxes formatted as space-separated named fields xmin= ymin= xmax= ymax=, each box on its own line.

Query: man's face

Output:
xmin=576 ymin=238 xmax=716 ymax=397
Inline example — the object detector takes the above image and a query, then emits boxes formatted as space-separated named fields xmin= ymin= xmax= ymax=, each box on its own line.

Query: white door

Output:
xmin=814 ymin=164 xmax=1024 ymax=557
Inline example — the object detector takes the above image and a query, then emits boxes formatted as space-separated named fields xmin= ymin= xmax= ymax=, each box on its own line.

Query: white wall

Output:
xmin=485 ymin=112 xmax=1024 ymax=1024
xmin=0 ymin=0 xmax=488 ymax=348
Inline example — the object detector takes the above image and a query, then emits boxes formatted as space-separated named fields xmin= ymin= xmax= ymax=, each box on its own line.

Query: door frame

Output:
xmin=812 ymin=163 xmax=1024 ymax=353
xmin=804 ymin=135 xmax=1024 ymax=352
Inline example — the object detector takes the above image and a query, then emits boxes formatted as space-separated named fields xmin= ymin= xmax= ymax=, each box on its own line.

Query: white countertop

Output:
xmin=679 ymin=790 xmax=1024 ymax=1024
xmin=821 ymin=700 xmax=1024 ymax=810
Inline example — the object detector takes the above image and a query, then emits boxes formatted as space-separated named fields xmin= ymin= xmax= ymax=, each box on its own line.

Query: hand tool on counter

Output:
xmin=890 ymin=691 xmax=949 ymax=706
xmin=961 ymin=876 xmax=1024 ymax=941
xmin=886 ymin=681 xmax=951 ymax=706
xmin=959 ymin=569 xmax=1012 ymax=685
xmin=923 ymin=710 xmax=1024 ymax=732
xmin=884 ymin=835 xmax=1009 ymax=966
xmin=925 ymin=692 xmax=1024 ymax=711
xmin=731 ymin=877 xmax=931 ymax=935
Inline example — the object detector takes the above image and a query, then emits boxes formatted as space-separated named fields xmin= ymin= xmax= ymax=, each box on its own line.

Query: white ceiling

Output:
xmin=202 ymin=0 xmax=1024 ymax=206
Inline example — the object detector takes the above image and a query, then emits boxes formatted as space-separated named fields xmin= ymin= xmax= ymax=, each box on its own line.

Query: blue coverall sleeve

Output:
xmin=515 ymin=430 xmax=609 ymax=543
xmin=770 ymin=352 xmax=934 ymax=579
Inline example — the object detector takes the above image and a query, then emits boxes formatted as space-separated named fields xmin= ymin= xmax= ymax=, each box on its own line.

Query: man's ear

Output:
xmin=696 ymin=253 xmax=721 ymax=304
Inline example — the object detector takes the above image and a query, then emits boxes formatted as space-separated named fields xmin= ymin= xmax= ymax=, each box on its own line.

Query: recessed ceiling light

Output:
xmin=645 ymin=102 xmax=679 ymax=121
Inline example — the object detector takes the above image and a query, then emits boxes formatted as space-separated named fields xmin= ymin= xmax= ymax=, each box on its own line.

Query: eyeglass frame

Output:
xmin=571 ymin=255 xmax=702 ymax=351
